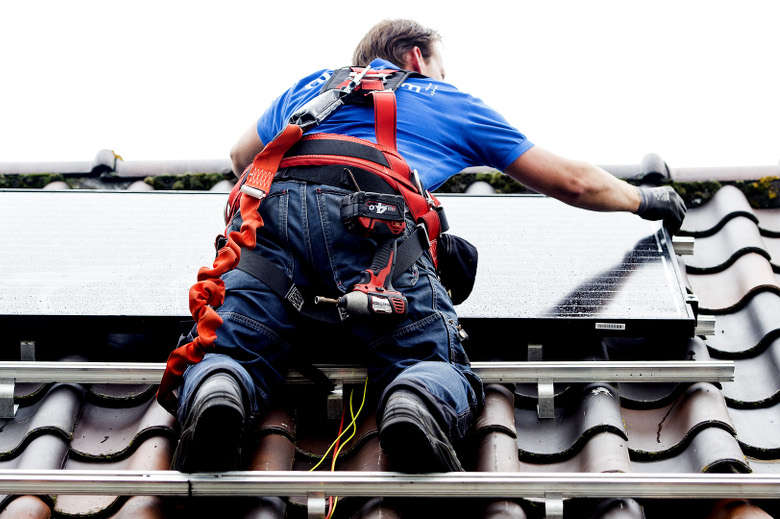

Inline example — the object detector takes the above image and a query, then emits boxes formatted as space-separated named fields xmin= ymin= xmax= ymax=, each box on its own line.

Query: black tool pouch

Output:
xmin=436 ymin=233 xmax=478 ymax=305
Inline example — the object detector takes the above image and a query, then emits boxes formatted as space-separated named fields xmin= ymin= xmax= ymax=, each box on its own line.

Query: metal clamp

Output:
xmin=544 ymin=492 xmax=564 ymax=519
xmin=0 ymin=378 xmax=16 ymax=419
xmin=307 ymin=491 xmax=327 ymax=519
xmin=327 ymin=383 xmax=344 ymax=421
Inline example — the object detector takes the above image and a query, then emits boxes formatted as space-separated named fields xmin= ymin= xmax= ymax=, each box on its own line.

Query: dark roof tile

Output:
xmin=622 ymin=383 xmax=736 ymax=459
xmin=0 ymin=434 xmax=68 ymax=513
xmin=517 ymin=430 xmax=632 ymax=473
xmin=58 ymin=436 xmax=173 ymax=517
xmin=69 ymin=393 xmax=175 ymax=460
xmin=474 ymin=384 xmax=520 ymax=473
xmin=684 ymin=216 xmax=770 ymax=274
xmin=586 ymin=498 xmax=645 ymax=519
xmin=754 ymin=208 xmax=780 ymax=236
xmin=247 ymin=408 xmax=296 ymax=472
xmin=686 ymin=253 xmax=780 ymax=314
xmin=13 ymin=383 xmax=51 ymax=405
xmin=514 ymin=384 xmax=626 ymax=460
xmin=0 ymin=495 xmax=52 ymax=519
xmin=482 ymin=500 xmax=528 ymax=519
xmin=107 ymin=496 xmax=167 ymax=519
xmin=720 ymin=339 xmax=780 ymax=408
xmin=630 ymin=426 xmax=749 ymax=473
xmin=706 ymin=499 xmax=777 ymax=519
xmin=475 ymin=385 xmax=517 ymax=437
xmin=679 ymin=185 xmax=757 ymax=237
xmin=705 ymin=291 xmax=780 ymax=358
xmin=86 ymin=384 xmax=157 ymax=405
xmin=0 ymin=384 xmax=83 ymax=460
xmin=727 ymin=403 xmax=780 ymax=458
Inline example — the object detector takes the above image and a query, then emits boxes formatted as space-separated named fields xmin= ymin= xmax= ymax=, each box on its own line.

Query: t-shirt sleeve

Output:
xmin=462 ymin=96 xmax=534 ymax=171
xmin=256 ymin=69 xmax=333 ymax=145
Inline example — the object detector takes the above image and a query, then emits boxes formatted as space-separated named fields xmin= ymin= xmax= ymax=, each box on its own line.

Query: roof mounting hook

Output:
xmin=544 ymin=492 xmax=564 ymax=519
xmin=0 ymin=378 xmax=16 ymax=419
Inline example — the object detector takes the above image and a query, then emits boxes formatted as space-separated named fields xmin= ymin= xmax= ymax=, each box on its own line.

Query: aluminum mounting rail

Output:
xmin=0 ymin=360 xmax=735 ymax=385
xmin=0 ymin=470 xmax=777 ymax=500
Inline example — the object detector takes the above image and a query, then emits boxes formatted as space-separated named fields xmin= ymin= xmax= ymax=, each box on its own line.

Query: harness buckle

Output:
xmin=415 ymin=222 xmax=430 ymax=250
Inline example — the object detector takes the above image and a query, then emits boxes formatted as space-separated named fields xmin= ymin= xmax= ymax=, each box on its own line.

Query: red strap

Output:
xmin=372 ymin=91 xmax=397 ymax=150
xmin=243 ymin=124 xmax=303 ymax=198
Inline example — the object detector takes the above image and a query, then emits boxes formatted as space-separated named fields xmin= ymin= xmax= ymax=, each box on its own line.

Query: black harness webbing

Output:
xmin=285 ymin=138 xmax=390 ymax=167
xmin=277 ymin=165 xmax=397 ymax=195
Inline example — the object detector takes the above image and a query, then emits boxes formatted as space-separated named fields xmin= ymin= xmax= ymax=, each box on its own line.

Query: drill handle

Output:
xmin=363 ymin=239 xmax=397 ymax=289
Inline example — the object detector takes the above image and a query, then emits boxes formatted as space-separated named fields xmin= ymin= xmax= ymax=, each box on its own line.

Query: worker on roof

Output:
xmin=161 ymin=18 xmax=686 ymax=474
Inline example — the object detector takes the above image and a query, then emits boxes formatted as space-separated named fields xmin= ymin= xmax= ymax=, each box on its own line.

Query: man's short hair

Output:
xmin=352 ymin=19 xmax=441 ymax=68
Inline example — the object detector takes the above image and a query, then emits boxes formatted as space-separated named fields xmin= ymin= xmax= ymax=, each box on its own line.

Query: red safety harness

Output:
xmin=157 ymin=67 xmax=447 ymax=413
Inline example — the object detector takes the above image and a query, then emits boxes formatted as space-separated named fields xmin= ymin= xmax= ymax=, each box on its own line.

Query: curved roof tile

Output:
xmin=728 ymin=403 xmax=780 ymax=458
xmin=705 ymin=291 xmax=780 ymax=358
xmin=516 ymin=430 xmax=632 ymax=473
xmin=69 ymin=394 xmax=175 ymax=460
xmin=679 ymin=185 xmax=757 ymax=238
xmin=58 ymin=436 xmax=173 ymax=517
xmin=686 ymin=253 xmax=780 ymax=314
xmin=515 ymin=384 xmax=626 ymax=460
xmin=684 ymin=216 xmax=770 ymax=274
xmin=720 ymin=339 xmax=780 ymax=408
xmin=623 ymin=383 xmax=736 ymax=459
xmin=754 ymin=208 xmax=780 ymax=237
xmin=0 ymin=384 xmax=83 ymax=461
xmin=630 ymin=426 xmax=749 ymax=473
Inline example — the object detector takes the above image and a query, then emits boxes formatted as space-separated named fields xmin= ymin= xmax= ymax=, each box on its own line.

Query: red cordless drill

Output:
xmin=316 ymin=239 xmax=407 ymax=316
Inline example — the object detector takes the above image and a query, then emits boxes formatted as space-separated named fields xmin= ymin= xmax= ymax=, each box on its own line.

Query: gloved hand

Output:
xmin=634 ymin=186 xmax=687 ymax=235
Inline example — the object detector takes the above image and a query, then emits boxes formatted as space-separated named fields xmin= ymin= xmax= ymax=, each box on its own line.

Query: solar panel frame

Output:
xmin=0 ymin=190 xmax=696 ymax=341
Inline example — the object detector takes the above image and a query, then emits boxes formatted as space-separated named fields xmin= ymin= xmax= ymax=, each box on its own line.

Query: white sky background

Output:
xmin=1 ymin=0 xmax=779 ymax=169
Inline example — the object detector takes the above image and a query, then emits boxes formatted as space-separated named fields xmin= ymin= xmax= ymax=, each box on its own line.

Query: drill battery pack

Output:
xmin=340 ymin=191 xmax=406 ymax=236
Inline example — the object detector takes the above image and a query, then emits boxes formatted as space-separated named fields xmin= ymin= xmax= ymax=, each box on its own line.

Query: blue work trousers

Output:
xmin=177 ymin=179 xmax=482 ymax=442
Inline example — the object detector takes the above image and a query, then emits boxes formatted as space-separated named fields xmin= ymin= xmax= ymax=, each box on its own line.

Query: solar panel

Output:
xmin=0 ymin=190 xmax=695 ymax=340
xmin=442 ymin=194 xmax=696 ymax=339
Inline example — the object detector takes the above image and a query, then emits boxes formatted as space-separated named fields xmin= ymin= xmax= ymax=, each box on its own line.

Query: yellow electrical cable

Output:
xmin=309 ymin=378 xmax=369 ymax=472
xmin=308 ymin=377 xmax=369 ymax=518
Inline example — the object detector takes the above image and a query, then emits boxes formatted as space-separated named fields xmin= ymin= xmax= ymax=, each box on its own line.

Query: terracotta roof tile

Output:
xmin=728 ymin=403 xmax=780 ymax=458
xmin=630 ymin=426 xmax=749 ymax=473
xmin=720 ymin=340 xmax=780 ymax=408
xmin=679 ymin=185 xmax=757 ymax=237
xmin=622 ymin=383 xmax=736 ymax=459
xmin=686 ymin=253 xmax=780 ymax=314
xmin=684 ymin=216 xmax=770 ymax=274
xmin=0 ymin=495 xmax=52 ymax=519
xmin=0 ymin=384 xmax=83 ymax=461
xmin=58 ymin=436 xmax=173 ymax=517
xmin=69 ymin=393 xmax=175 ymax=460
xmin=517 ymin=431 xmax=632 ymax=473
xmin=704 ymin=291 xmax=780 ymax=358
xmin=515 ymin=384 xmax=626 ymax=461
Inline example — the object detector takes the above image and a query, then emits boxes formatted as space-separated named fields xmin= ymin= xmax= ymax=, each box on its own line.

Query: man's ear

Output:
xmin=402 ymin=46 xmax=425 ymax=73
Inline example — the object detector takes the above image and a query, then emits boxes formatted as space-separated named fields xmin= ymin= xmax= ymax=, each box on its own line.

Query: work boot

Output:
xmin=379 ymin=389 xmax=464 ymax=472
xmin=171 ymin=372 xmax=246 ymax=472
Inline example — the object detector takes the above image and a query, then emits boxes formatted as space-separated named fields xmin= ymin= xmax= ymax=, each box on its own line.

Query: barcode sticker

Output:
xmin=595 ymin=322 xmax=626 ymax=331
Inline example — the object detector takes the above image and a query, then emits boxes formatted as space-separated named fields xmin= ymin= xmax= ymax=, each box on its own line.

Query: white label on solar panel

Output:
xmin=595 ymin=323 xmax=626 ymax=330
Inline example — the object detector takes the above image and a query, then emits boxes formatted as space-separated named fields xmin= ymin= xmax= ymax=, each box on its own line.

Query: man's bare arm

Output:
xmin=230 ymin=124 xmax=265 ymax=178
xmin=504 ymin=145 xmax=641 ymax=212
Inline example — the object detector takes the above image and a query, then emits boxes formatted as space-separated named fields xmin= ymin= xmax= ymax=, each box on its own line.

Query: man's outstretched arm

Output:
xmin=230 ymin=123 xmax=265 ymax=178
xmin=504 ymin=146 xmax=686 ymax=233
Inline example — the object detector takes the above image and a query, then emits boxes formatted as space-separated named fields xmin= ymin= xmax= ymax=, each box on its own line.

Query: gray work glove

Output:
xmin=634 ymin=185 xmax=687 ymax=235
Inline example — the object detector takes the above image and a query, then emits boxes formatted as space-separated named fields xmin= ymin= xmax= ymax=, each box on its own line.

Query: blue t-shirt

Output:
xmin=256 ymin=59 xmax=533 ymax=191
